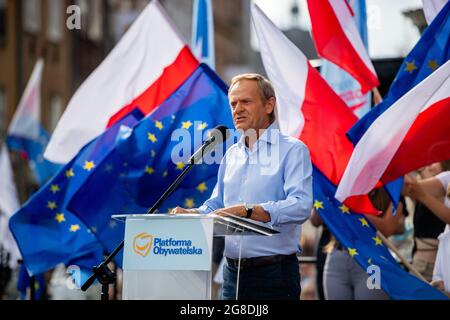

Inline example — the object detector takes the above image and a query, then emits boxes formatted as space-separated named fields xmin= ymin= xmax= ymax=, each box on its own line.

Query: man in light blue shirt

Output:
xmin=174 ymin=73 xmax=313 ymax=300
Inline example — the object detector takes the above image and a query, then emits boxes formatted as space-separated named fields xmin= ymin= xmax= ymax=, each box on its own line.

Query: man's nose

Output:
xmin=233 ymin=102 xmax=244 ymax=115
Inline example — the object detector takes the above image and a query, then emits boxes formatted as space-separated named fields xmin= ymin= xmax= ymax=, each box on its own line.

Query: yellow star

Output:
xmin=373 ymin=236 xmax=383 ymax=246
xmin=83 ymin=161 xmax=96 ymax=171
xmin=428 ymin=59 xmax=439 ymax=71
xmin=368 ymin=258 xmax=373 ymax=265
xmin=176 ymin=162 xmax=185 ymax=171
xmin=339 ymin=204 xmax=350 ymax=214
xmin=182 ymin=121 xmax=193 ymax=129
xmin=313 ymin=200 xmax=324 ymax=210
xmin=359 ymin=217 xmax=369 ymax=227
xmin=50 ymin=184 xmax=60 ymax=194
xmin=197 ymin=182 xmax=208 ymax=193
xmin=55 ymin=213 xmax=66 ymax=223
xmin=66 ymin=168 xmax=75 ymax=178
xmin=70 ymin=224 xmax=80 ymax=232
xmin=148 ymin=133 xmax=157 ymax=143
xmin=34 ymin=282 xmax=40 ymax=291
xmin=348 ymin=248 xmax=358 ymax=258
xmin=197 ymin=122 xmax=208 ymax=130
xmin=145 ymin=166 xmax=155 ymax=175
xmin=155 ymin=120 xmax=164 ymax=130
xmin=405 ymin=60 xmax=418 ymax=74
xmin=185 ymin=198 xmax=195 ymax=208
xmin=47 ymin=201 xmax=57 ymax=210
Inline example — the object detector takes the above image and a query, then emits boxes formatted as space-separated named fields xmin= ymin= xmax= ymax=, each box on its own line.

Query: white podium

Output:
xmin=112 ymin=213 xmax=278 ymax=300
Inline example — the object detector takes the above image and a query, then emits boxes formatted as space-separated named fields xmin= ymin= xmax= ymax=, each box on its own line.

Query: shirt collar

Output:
xmin=237 ymin=121 xmax=280 ymax=149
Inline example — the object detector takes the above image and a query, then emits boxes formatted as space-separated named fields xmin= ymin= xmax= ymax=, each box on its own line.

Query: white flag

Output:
xmin=0 ymin=144 xmax=21 ymax=268
xmin=44 ymin=1 xmax=194 ymax=164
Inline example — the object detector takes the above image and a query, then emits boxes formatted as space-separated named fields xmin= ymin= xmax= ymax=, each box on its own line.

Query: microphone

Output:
xmin=81 ymin=125 xmax=230 ymax=295
xmin=189 ymin=125 xmax=230 ymax=164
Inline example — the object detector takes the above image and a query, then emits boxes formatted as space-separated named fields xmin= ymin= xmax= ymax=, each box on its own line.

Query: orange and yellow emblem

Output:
xmin=133 ymin=232 xmax=153 ymax=257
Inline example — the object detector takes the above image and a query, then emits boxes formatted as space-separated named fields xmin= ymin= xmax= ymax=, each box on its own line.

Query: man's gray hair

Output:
xmin=229 ymin=73 xmax=276 ymax=120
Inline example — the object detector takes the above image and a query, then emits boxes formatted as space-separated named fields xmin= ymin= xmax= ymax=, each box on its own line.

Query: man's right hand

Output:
xmin=170 ymin=207 xmax=199 ymax=214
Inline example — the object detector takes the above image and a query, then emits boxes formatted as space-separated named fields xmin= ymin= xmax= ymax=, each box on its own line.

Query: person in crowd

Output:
xmin=404 ymin=164 xmax=450 ymax=296
xmin=410 ymin=162 xmax=450 ymax=282
xmin=311 ymin=188 xmax=408 ymax=300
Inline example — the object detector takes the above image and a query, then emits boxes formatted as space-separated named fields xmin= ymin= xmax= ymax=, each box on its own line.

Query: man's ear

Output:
xmin=265 ymin=97 xmax=276 ymax=115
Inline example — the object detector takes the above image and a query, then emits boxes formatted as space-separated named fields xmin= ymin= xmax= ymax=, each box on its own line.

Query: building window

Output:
xmin=0 ymin=0 xmax=6 ymax=46
xmin=23 ymin=0 xmax=41 ymax=33
xmin=47 ymin=0 xmax=62 ymax=42
xmin=0 ymin=88 xmax=6 ymax=135
xmin=49 ymin=95 xmax=63 ymax=133
xmin=75 ymin=0 xmax=103 ymax=42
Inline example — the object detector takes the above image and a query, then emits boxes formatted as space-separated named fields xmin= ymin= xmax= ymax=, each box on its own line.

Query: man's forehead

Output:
xmin=229 ymin=79 xmax=258 ymax=95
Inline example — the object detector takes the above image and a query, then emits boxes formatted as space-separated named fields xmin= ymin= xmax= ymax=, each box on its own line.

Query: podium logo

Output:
xmin=133 ymin=232 xmax=154 ymax=257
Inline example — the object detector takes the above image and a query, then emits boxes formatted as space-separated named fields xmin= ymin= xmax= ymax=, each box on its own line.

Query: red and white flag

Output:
xmin=44 ymin=1 xmax=199 ymax=164
xmin=251 ymin=4 xmax=378 ymax=214
xmin=307 ymin=0 xmax=379 ymax=93
xmin=336 ymin=60 xmax=450 ymax=202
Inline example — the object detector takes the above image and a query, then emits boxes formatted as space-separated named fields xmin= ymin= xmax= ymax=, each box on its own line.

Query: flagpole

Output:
xmin=376 ymin=231 xmax=428 ymax=283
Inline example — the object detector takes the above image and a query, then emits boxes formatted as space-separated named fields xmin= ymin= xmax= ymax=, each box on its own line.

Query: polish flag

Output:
xmin=251 ymin=4 xmax=378 ymax=214
xmin=44 ymin=1 xmax=199 ymax=164
xmin=307 ymin=0 xmax=379 ymax=93
xmin=336 ymin=60 xmax=450 ymax=202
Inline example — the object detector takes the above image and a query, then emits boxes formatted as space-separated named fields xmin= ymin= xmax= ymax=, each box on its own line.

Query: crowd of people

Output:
xmin=309 ymin=161 xmax=450 ymax=299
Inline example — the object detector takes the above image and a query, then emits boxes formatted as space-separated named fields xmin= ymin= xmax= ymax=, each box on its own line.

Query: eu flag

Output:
xmin=67 ymin=64 xmax=234 ymax=261
xmin=313 ymin=167 xmax=448 ymax=300
xmin=9 ymin=110 xmax=144 ymax=276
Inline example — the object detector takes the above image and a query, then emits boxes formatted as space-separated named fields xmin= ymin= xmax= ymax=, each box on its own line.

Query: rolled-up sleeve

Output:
xmin=260 ymin=143 xmax=313 ymax=227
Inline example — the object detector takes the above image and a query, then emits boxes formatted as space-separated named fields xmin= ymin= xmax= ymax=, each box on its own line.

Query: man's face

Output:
xmin=228 ymin=79 xmax=274 ymax=131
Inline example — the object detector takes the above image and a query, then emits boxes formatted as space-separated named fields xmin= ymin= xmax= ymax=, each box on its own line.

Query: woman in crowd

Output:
xmin=405 ymin=165 xmax=450 ymax=296
xmin=410 ymin=162 xmax=449 ymax=282
xmin=310 ymin=188 xmax=408 ymax=300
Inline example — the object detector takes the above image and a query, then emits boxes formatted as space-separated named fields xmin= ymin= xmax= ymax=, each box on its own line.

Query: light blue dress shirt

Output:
xmin=197 ymin=122 xmax=313 ymax=259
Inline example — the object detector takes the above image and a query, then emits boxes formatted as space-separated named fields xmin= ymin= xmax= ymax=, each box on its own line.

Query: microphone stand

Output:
xmin=80 ymin=136 xmax=217 ymax=299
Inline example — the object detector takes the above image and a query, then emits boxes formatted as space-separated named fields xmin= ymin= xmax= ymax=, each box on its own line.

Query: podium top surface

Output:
xmin=112 ymin=213 xmax=279 ymax=236
xmin=112 ymin=213 xmax=214 ymax=220
xmin=112 ymin=213 xmax=209 ymax=220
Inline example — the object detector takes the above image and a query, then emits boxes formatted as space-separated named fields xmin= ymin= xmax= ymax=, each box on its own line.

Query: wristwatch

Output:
xmin=244 ymin=203 xmax=254 ymax=219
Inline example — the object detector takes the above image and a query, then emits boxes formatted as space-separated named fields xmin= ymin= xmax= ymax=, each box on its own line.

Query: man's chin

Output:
xmin=234 ymin=123 xmax=248 ymax=131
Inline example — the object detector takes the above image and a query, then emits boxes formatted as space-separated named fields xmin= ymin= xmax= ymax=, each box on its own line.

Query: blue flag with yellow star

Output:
xmin=313 ymin=167 xmax=448 ymax=300
xmin=17 ymin=264 xmax=47 ymax=300
xmin=8 ymin=109 xmax=145 ymax=276
xmin=67 ymin=64 xmax=234 ymax=260
xmin=347 ymin=0 xmax=450 ymax=143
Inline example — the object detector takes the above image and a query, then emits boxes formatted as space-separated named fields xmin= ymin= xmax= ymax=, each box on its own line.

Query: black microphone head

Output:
xmin=210 ymin=125 xmax=230 ymax=143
